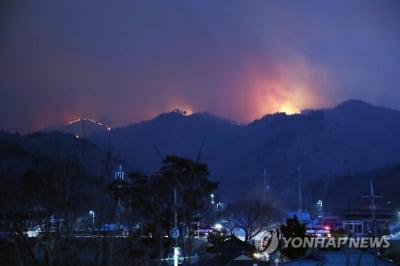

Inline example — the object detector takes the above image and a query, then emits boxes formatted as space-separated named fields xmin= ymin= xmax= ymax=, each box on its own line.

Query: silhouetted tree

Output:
xmin=280 ymin=215 xmax=308 ymax=259
xmin=105 ymin=155 xmax=219 ymax=263
xmin=16 ymin=158 xmax=92 ymax=266
xmin=158 ymin=155 xmax=218 ymax=224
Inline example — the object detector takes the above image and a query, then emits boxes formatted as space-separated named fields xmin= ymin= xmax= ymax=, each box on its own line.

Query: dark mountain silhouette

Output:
xmin=307 ymin=162 xmax=400 ymax=212
xmin=2 ymin=100 xmax=400 ymax=206
xmin=87 ymin=100 xmax=400 ymax=203
xmin=1 ymin=110 xmax=399 ymax=265
xmin=0 ymin=130 xmax=118 ymax=197
xmin=89 ymin=110 xmax=239 ymax=174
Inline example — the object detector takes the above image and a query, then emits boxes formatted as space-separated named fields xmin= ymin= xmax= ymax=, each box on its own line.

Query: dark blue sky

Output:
xmin=1 ymin=0 xmax=400 ymax=133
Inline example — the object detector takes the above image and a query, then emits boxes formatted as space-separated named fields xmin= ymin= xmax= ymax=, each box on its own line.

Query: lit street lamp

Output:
xmin=89 ymin=210 xmax=95 ymax=228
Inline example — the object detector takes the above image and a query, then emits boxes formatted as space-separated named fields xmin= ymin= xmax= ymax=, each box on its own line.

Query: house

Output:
xmin=341 ymin=206 xmax=395 ymax=237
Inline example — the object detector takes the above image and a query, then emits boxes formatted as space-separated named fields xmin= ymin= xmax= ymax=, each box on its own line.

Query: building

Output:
xmin=342 ymin=206 xmax=395 ymax=237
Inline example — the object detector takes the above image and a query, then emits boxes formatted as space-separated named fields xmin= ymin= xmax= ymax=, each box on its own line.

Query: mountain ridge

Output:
xmin=1 ymin=99 xmax=400 ymax=205
xmin=85 ymin=99 xmax=400 ymax=201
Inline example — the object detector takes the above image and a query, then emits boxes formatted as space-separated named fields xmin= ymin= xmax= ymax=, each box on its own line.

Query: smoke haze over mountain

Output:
xmin=1 ymin=0 xmax=400 ymax=132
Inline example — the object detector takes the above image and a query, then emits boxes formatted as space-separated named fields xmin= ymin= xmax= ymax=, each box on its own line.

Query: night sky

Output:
xmin=1 ymin=0 xmax=400 ymax=133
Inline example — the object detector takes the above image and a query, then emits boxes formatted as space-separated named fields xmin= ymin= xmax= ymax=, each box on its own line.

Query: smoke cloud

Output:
xmin=1 ymin=0 xmax=399 ymax=132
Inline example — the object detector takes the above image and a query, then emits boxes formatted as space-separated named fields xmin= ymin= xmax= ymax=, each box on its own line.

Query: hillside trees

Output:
xmin=16 ymin=158 xmax=93 ymax=266
xmin=0 ymin=131 xmax=118 ymax=265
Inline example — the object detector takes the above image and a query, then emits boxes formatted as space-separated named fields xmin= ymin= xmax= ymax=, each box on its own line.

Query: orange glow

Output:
xmin=277 ymin=103 xmax=300 ymax=115
xmin=250 ymin=80 xmax=309 ymax=120
xmin=64 ymin=115 xmax=112 ymax=130
xmin=166 ymin=102 xmax=194 ymax=116
xmin=242 ymin=58 xmax=332 ymax=121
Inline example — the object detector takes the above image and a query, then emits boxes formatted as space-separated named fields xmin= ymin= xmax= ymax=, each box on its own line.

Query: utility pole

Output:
xmin=371 ymin=179 xmax=377 ymax=238
xmin=297 ymin=165 xmax=303 ymax=222
xmin=172 ymin=188 xmax=179 ymax=266
xmin=261 ymin=168 xmax=270 ymax=203
xmin=115 ymin=165 xmax=124 ymax=231
xmin=174 ymin=189 xmax=178 ymax=245
xmin=363 ymin=178 xmax=382 ymax=237
xmin=363 ymin=178 xmax=382 ymax=265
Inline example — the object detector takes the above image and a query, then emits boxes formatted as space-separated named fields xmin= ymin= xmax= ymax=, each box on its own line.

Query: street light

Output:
xmin=89 ymin=210 xmax=95 ymax=228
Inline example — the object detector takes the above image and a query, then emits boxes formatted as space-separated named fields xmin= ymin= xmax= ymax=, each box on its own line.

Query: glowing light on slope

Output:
xmin=167 ymin=102 xmax=194 ymax=116
xmin=244 ymin=58 xmax=332 ymax=120
xmin=66 ymin=118 xmax=81 ymax=125
xmin=251 ymin=80 xmax=307 ymax=119
xmin=277 ymin=103 xmax=300 ymax=115
xmin=66 ymin=117 xmax=111 ymax=130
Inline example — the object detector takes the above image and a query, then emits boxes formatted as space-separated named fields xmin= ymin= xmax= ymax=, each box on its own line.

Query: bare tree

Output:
xmin=227 ymin=199 xmax=282 ymax=241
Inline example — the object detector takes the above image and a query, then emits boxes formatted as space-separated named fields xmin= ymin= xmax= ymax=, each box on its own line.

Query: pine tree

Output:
xmin=280 ymin=215 xmax=308 ymax=259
